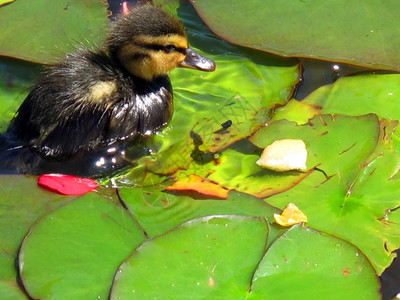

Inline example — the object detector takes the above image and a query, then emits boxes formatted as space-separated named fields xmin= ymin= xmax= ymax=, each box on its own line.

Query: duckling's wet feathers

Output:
xmin=9 ymin=50 xmax=173 ymax=158
xmin=4 ymin=5 xmax=215 ymax=174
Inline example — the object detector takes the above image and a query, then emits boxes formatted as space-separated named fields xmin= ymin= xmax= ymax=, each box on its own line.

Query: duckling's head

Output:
xmin=107 ymin=6 xmax=215 ymax=80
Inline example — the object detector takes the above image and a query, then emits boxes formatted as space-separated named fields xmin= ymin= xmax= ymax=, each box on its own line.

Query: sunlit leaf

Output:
xmin=302 ymin=73 xmax=400 ymax=121
xmin=248 ymin=225 xmax=380 ymax=299
xmin=206 ymin=148 xmax=312 ymax=198
xmin=270 ymin=99 xmax=320 ymax=125
xmin=0 ymin=0 xmax=14 ymax=6
xmin=254 ymin=115 xmax=400 ymax=274
xmin=250 ymin=114 xmax=380 ymax=183
xmin=119 ymin=1 xmax=300 ymax=184
xmin=165 ymin=174 xmax=229 ymax=199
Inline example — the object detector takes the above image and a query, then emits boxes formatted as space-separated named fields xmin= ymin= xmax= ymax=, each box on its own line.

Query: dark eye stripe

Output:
xmin=135 ymin=42 xmax=186 ymax=54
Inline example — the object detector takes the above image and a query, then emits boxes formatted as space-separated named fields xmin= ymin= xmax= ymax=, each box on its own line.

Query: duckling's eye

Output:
xmin=163 ymin=44 xmax=176 ymax=53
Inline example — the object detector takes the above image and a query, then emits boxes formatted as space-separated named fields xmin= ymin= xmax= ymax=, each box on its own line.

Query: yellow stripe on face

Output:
xmin=134 ymin=34 xmax=188 ymax=49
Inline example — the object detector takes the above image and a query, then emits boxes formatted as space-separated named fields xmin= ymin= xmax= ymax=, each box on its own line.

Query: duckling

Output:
xmin=6 ymin=5 xmax=215 ymax=164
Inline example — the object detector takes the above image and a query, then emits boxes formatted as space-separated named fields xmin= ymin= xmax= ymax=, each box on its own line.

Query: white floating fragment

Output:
xmin=256 ymin=139 xmax=307 ymax=172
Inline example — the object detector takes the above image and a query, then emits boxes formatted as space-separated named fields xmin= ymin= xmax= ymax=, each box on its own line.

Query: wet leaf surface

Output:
xmin=19 ymin=193 xmax=146 ymax=299
xmin=117 ymin=1 xmax=300 ymax=185
xmin=191 ymin=0 xmax=400 ymax=71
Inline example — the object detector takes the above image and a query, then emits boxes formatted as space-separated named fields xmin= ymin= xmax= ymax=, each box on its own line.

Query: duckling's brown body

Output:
xmin=5 ymin=6 xmax=215 ymax=167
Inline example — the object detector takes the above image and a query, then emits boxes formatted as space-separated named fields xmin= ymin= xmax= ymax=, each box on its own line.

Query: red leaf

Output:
xmin=165 ymin=174 xmax=229 ymax=199
xmin=38 ymin=174 xmax=98 ymax=195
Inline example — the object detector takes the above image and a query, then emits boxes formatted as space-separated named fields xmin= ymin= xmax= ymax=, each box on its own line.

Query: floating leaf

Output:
xmin=0 ymin=175 xmax=77 ymax=298
xmin=0 ymin=0 xmax=14 ymax=6
xmin=165 ymin=174 xmax=229 ymax=199
xmin=191 ymin=0 xmax=400 ymax=71
xmin=119 ymin=186 xmax=281 ymax=239
xmin=270 ymin=99 xmax=320 ymax=125
xmin=110 ymin=215 xmax=268 ymax=299
xmin=206 ymin=148 xmax=312 ymax=198
xmin=248 ymin=225 xmax=380 ymax=299
xmin=19 ymin=193 xmax=146 ymax=299
xmin=302 ymin=73 xmax=400 ymax=121
xmin=38 ymin=174 xmax=98 ymax=195
xmin=250 ymin=114 xmax=380 ymax=183
xmin=0 ymin=281 xmax=29 ymax=300
xmin=255 ymin=115 xmax=400 ymax=274
xmin=0 ymin=0 xmax=108 ymax=63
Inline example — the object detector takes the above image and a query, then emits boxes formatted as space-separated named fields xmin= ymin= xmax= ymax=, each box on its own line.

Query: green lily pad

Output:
xmin=269 ymin=99 xmax=320 ymax=125
xmin=110 ymin=215 xmax=268 ymax=299
xmin=119 ymin=186 xmax=280 ymax=238
xmin=250 ymin=114 xmax=380 ymax=182
xmin=191 ymin=0 xmax=400 ymax=71
xmin=0 ymin=281 xmax=29 ymax=300
xmin=0 ymin=0 xmax=108 ymax=64
xmin=0 ymin=58 xmax=38 ymax=131
xmin=302 ymin=73 xmax=400 ymax=120
xmin=0 ymin=0 xmax=14 ymax=7
xmin=166 ymin=114 xmax=379 ymax=202
xmin=0 ymin=175 xmax=77 ymax=296
xmin=207 ymin=148 xmax=313 ymax=198
xmin=19 ymin=193 xmax=146 ymax=299
xmin=248 ymin=225 xmax=380 ymax=299
xmin=251 ymin=114 xmax=400 ymax=274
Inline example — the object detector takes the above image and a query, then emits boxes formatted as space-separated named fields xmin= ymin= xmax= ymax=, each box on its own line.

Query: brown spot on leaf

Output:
xmin=342 ymin=267 xmax=350 ymax=276
xmin=160 ymin=198 xmax=169 ymax=207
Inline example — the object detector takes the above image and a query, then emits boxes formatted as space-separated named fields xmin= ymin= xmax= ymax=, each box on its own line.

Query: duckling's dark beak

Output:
xmin=180 ymin=48 xmax=216 ymax=72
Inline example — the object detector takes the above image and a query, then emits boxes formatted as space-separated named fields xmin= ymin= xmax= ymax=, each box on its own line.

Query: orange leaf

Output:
xmin=165 ymin=174 xmax=229 ymax=199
